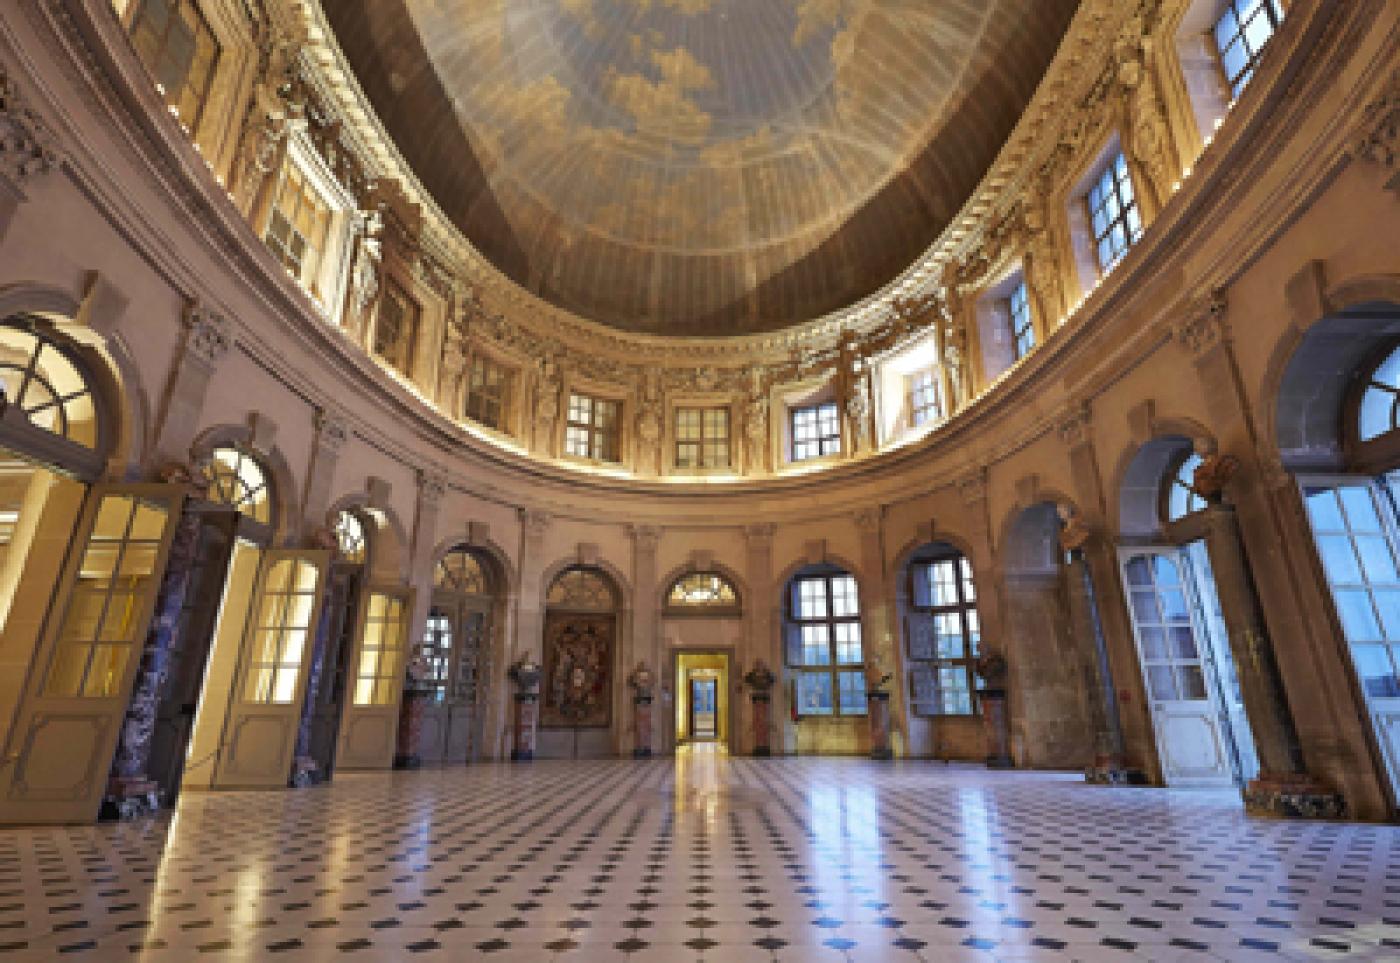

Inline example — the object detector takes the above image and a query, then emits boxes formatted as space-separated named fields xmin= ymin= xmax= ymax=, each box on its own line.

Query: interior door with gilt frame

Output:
xmin=211 ymin=549 xmax=330 ymax=789
xmin=0 ymin=483 xmax=185 ymax=824
xmin=335 ymin=587 xmax=414 ymax=770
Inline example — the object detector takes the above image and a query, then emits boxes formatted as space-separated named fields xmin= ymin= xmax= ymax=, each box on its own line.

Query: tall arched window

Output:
xmin=205 ymin=446 xmax=273 ymax=528
xmin=784 ymin=566 xmax=865 ymax=717
xmin=904 ymin=546 xmax=980 ymax=716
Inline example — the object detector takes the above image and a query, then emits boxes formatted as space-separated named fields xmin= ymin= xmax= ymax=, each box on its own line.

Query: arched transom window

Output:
xmin=333 ymin=509 xmax=368 ymax=565
xmin=1165 ymin=451 xmax=1206 ymax=523
xmin=666 ymin=572 xmax=738 ymax=612
xmin=0 ymin=317 xmax=101 ymax=450
xmin=205 ymin=447 xmax=273 ymax=526
xmin=1359 ymin=345 xmax=1400 ymax=443
xmin=436 ymin=547 xmax=488 ymax=595
xmin=547 ymin=566 xmax=616 ymax=611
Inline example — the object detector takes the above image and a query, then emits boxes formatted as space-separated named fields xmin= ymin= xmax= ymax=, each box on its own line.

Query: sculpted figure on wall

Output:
xmin=1024 ymin=200 xmax=1064 ymax=330
xmin=234 ymin=21 xmax=305 ymax=211
xmin=535 ymin=356 xmax=562 ymax=451
xmin=636 ymin=369 xmax=662 ymax=474
xmin=744 ymin=367 xmax=769 ymax=473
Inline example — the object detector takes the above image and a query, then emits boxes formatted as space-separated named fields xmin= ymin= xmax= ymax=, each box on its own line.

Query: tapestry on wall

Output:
xmin=540 ymin=613 xmax=614 ymax=729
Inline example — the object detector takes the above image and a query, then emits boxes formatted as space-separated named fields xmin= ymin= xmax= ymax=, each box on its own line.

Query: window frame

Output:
xmin=121 ymin=0 xmax=222 ymax=133
xmin=564 ymin=391 xmax=623 ymax=464
xmin=1085 ymin=151 xmax=1143 ymax=275
xmin=784 ymin=571 xmax=867 ymax=719
xmin=789 ymin=400 xmax=841 ymax=463
xmin=664 ymin=571 xmax=741 ymax=617
xmin=906 ymin=368 xmax=942 ymax=429
xmin=372 ymin=274 xmax=421 ymax=379
xmin=1213 ymin=0 xmax=1286 ymax=98
xmin=463 ymin=351 xmax=515 ymax=433
xmin=673 ymin=404 xmax=732 ymax=471
xmin=1008 ymin=279 xmax=1036 ymax=361
xmin=1347 ymin=340 xmax=1400 ymax=476
xmin=906 ymin=551 xmax=982 ymax=717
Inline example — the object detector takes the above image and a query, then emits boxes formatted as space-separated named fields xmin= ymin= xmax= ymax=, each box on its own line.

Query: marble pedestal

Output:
xmin=867 ymin=691 xmax=893 ymax=760
xmin=394 ymin=690 xmax=427 ymax=769
xmin=750 ymin=693 xmax=772 ymax=757
xmin=979 ymin=687 xmax=1014 ymax=768
xmin=512 ymin=692 xmax=539 ymax=761
xmin=633 ymin=695 xmax=653 ymax=758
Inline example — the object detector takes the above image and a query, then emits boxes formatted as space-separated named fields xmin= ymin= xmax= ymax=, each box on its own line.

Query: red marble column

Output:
xmin=394 ymin=691 xmax=427 ymax=769
xmin=867 ymin=692 xmax=893 ymax=760
xmin=512 ymin=694 xmax=538 ymax=761
xmin=633 ymin=696 xmax=653 ymax=758
xmin=979 ymin=688 xmax=1014 ymax=768
xmin=751 ymin=693 xmax=772 ymax=757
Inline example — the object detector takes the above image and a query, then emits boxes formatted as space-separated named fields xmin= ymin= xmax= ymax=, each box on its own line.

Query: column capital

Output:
xmin=744 ymin=522 xmax=776 ymax=546
xmin=520 ymin=507 xmax=551 ymax=538
xmin=957 ymin=468 xmax=988 ymax=506
xmin=628 ymin=523 xmax=661 ymax=552
xmin=1056 ymin=402 xmax=1093 ymax=450
xmin=853 ymin=507 xmax=881 ymax=535
xmin=314 ymin=408 xmax=351 ymax=453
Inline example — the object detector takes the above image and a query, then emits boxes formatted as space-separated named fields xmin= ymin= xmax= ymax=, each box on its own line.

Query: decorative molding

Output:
xmin=0 ymin=65 xmax=64 ymax=195
xmin=416 ymin=468 xmax=448 ymax=506
xmin=182 ymin=302 xmax=234 ymax=369
xmin=314 ymin=409 xmax=350 ymax=453
xmin=1356 ymin=69 xmax=1400 ymax=194
xmin=1057 ymin=402 xmax=1093 ymax=450
xmin=1173 ymin=290 xmax=1229 ymax=358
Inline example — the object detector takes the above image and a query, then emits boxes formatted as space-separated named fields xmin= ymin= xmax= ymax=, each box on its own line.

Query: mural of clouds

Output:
xmin=333 ymin=0 xmax=1080 ymax=335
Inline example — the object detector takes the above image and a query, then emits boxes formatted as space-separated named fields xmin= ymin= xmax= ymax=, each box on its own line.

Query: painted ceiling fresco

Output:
xmin=327 ymin=0 xmax=1080 ymax=336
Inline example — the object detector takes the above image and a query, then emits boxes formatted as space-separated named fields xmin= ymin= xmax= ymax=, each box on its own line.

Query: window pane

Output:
xmin=796 ymin=673 xmax=833 ymax=715
xmin=1352 ymin=644 xmax=1400 ymax=698
xmin=838 ymin=671 xmax=867 ymax=715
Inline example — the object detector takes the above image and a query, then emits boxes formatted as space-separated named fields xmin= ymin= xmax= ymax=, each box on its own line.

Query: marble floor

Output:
xmin=0 ymin=753 xmax=1396 ymax=962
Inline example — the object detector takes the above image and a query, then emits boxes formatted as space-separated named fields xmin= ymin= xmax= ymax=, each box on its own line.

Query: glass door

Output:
xmin=690 ymin=676 xmax=717 ymax=741
xmin=1299 ymin=478 xmax=1400 ymax=802
xmin=1119 ymin=548 xmax=1237 ymax=787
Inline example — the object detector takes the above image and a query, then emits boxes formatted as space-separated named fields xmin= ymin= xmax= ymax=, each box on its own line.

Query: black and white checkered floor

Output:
xmin=0 ymin=752 xmax=1397 ymax=961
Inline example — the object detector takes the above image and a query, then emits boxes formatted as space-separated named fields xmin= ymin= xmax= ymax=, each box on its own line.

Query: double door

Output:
xmin=1119 ymin=544 xmax=1257 ymax=788
xmin=417 ymin=594 xmax=491 ymax=765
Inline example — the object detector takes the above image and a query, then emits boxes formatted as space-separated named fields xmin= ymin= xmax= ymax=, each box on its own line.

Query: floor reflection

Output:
xmin=0 ymin=757 xmax=1394 ymax=960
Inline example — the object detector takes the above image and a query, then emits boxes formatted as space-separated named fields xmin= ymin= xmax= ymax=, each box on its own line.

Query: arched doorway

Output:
xmin=1279 ymin=302 xmax=1400 ymax=806
xmin=539 ymin=565 xmax=618 ymax=759
xmin=663 ymin=571 xmax=741 ymax=751
xmin=1116 ymin=438 xmax=1258 ymax=788
xmin=296 ymin=507 xmax=372 ymax=781
xmin=182 ymin=443 xmax=333 ymax=791
xmin=0 ymin=315 xmax=188 ymax=823
xmin=415 ymin=546 xmax=498 ymax=765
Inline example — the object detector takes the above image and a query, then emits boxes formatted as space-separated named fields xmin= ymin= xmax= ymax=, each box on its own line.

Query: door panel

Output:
xmin=1300 ymin=477 xmax=1400 ymax=802
xmin=212 ymin=550 xmax=329 ymax=789
xmin=1119 ymin=548 xmax=1235 ymax=788
xmin=336 ymin=588 xmax=413 ymax=770
xmin=445 ymin=607 xmax=488 ymax=763
xmin=0 ymin=484 xmax=184 ymax=823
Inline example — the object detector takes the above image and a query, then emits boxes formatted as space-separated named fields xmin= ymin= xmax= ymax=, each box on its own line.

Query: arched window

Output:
xmin=1358 ymin=344 xmax=1400 ymax=443
xmin=546 ymin=566 xmax=616 ymax=611
xmin=905 ymin=547 xmax=981 ymax=716
xmin=333 ymin=509 xmax=368 ymax=565
xmin=784 ymin=566 xmax=866 ymax=717
xmin=0 ymin=317 xmax=108 ymax=480
xmin=665 ymin=572 xmax=739 ymax=614
xmin=205 ymin=446 xmax=273 ymax=527
xmin=1165 ymin=451 xmax=1206 ymax=522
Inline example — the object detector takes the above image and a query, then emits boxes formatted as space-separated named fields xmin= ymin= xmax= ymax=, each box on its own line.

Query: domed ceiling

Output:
xmin=327 ymin=0 xmax=1079 ymax=336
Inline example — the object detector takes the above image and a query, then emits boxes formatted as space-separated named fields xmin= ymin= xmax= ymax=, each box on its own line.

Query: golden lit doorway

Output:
xmin=675 ymin=651 xmax=729 ymax=748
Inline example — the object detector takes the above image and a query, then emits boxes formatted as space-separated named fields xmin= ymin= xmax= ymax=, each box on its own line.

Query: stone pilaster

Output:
xmin=154 ymin=303 xmax=234 ymax=467
xmin=301 ymin=409 xmax=351 ymax=538
xmin=854 ymin=507 xmax=898 ymax=757
xmin=628 ymin=524 xmax=661 ymax=755
xmin=745 ymin=523 xmax=776 ymax=754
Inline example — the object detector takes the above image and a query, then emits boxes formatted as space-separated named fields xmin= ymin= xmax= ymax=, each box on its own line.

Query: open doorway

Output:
xmin=675 ymin=651 xmax=729 ymax=749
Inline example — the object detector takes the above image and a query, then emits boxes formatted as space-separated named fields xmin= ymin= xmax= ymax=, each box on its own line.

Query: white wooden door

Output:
xmin=336 ymin=588 xmax=413 ymax=770
xmin=1181 ymin=540 xmax=1260 ymax=782
xmin=212 ymin=550 xmax=329 ymax=789
xmin=1299 ymin=477 xmax=1400 ymax=802
xmin=1119 ymin=548 xmax=1235 ymax=787
xmin=0 ymin=484 xmax=184 ymax=823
